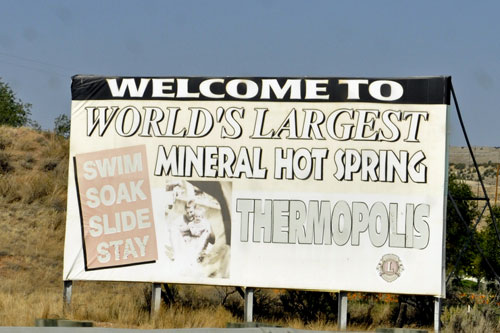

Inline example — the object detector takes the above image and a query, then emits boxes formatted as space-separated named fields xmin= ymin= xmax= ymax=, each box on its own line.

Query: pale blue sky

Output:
xmin=1 ymin=0 xmax=499 ymax=146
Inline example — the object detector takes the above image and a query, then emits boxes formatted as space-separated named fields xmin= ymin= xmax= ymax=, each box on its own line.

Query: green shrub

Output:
xmin=442 ymin=304 xmax=500 ymax=333
xmin=279 ymin=290 xmax=337 ymax=324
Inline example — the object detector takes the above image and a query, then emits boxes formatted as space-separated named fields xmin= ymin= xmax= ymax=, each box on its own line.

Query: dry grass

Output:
xmin=0 ymin=282 xmax=238 ymax=328
xmin=0 ymin=126 xmax=68 ymax=326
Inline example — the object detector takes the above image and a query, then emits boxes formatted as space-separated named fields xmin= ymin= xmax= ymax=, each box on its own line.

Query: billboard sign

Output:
xmin=64 ymin=76 xmax=450 ymax=296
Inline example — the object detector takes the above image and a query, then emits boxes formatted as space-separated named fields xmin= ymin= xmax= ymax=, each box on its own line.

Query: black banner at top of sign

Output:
xmin=71 ymin=75 xmax=450 ymax=104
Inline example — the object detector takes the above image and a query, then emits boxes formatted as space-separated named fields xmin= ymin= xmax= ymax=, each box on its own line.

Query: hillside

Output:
xmin=0 ymin=125 xmax=68 ymax=285
xmin=449 ymin=146 xmax=500 ymax=165
xmin=0 ymin=126 xmax=69 ymax=324
xmin=449 ymin=147 xmax=500 ymax=209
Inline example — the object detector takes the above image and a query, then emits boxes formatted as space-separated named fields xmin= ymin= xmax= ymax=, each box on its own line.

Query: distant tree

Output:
xmin=54 ymin=114 xmax=70 ymax=138
xmin=0 ymin=78 xmax=32 ymax=127
xmin=477 ymin=206 xmax=500 ymax=284
xmin=28 ymin=119 xmax=42 ymax=131
xmin=446 ymin=174 xmax=479 ymax=278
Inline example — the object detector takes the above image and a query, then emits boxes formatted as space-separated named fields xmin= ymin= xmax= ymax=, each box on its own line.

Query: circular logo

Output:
xmin=377 ymin=254 xmax=404 ymax=282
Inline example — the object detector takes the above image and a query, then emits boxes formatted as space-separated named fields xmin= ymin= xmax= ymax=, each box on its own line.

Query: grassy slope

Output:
xmin=0 ymin=126 xmax=69 ymax=324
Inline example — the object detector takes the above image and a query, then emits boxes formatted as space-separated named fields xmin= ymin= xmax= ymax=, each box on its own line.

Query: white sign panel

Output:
xmin=64 ymin=76 xmax=450 ymax=296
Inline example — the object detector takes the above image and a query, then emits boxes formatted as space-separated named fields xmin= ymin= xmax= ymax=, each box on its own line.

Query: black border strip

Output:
xmin=73 ymin=156 xmax=89 ymax=271
xmin=71 ymin=75 xmax=451 ymax=105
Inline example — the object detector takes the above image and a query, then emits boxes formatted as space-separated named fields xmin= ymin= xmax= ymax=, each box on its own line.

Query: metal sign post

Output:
xmin=244 ymin=287 xmax=254 ymax=322
xmin=434 ymin=297 xmax=442 ymax=332
xmin=338 ymin=291 xmax=348 ymax=331
xmin=152 ymin=283 xmax=161 ymax=313
xmin=63 ymin=280 xmax=72 ymax=306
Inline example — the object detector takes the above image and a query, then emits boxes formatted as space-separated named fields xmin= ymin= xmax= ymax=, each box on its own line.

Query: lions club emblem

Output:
xmin=377 ymin=254 xmax=404 ymax=282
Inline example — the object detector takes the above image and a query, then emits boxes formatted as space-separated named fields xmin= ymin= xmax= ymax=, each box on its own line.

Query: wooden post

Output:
xmin=151 ymin=283 xmax=161 ymax=314
xmin=63 ymin=280 xmax=72 ymax=306
xmin=244 ymin=287 xmax=254 ymax=322
xmin=434 ymin=297 xmax=442 ymax=332
xmin=338 ymin=291 xmax=348 ymax=331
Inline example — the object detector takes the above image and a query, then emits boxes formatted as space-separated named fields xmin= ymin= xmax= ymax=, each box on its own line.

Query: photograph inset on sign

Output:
xmin=163 ymin=179 xmax=231 ymax=279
